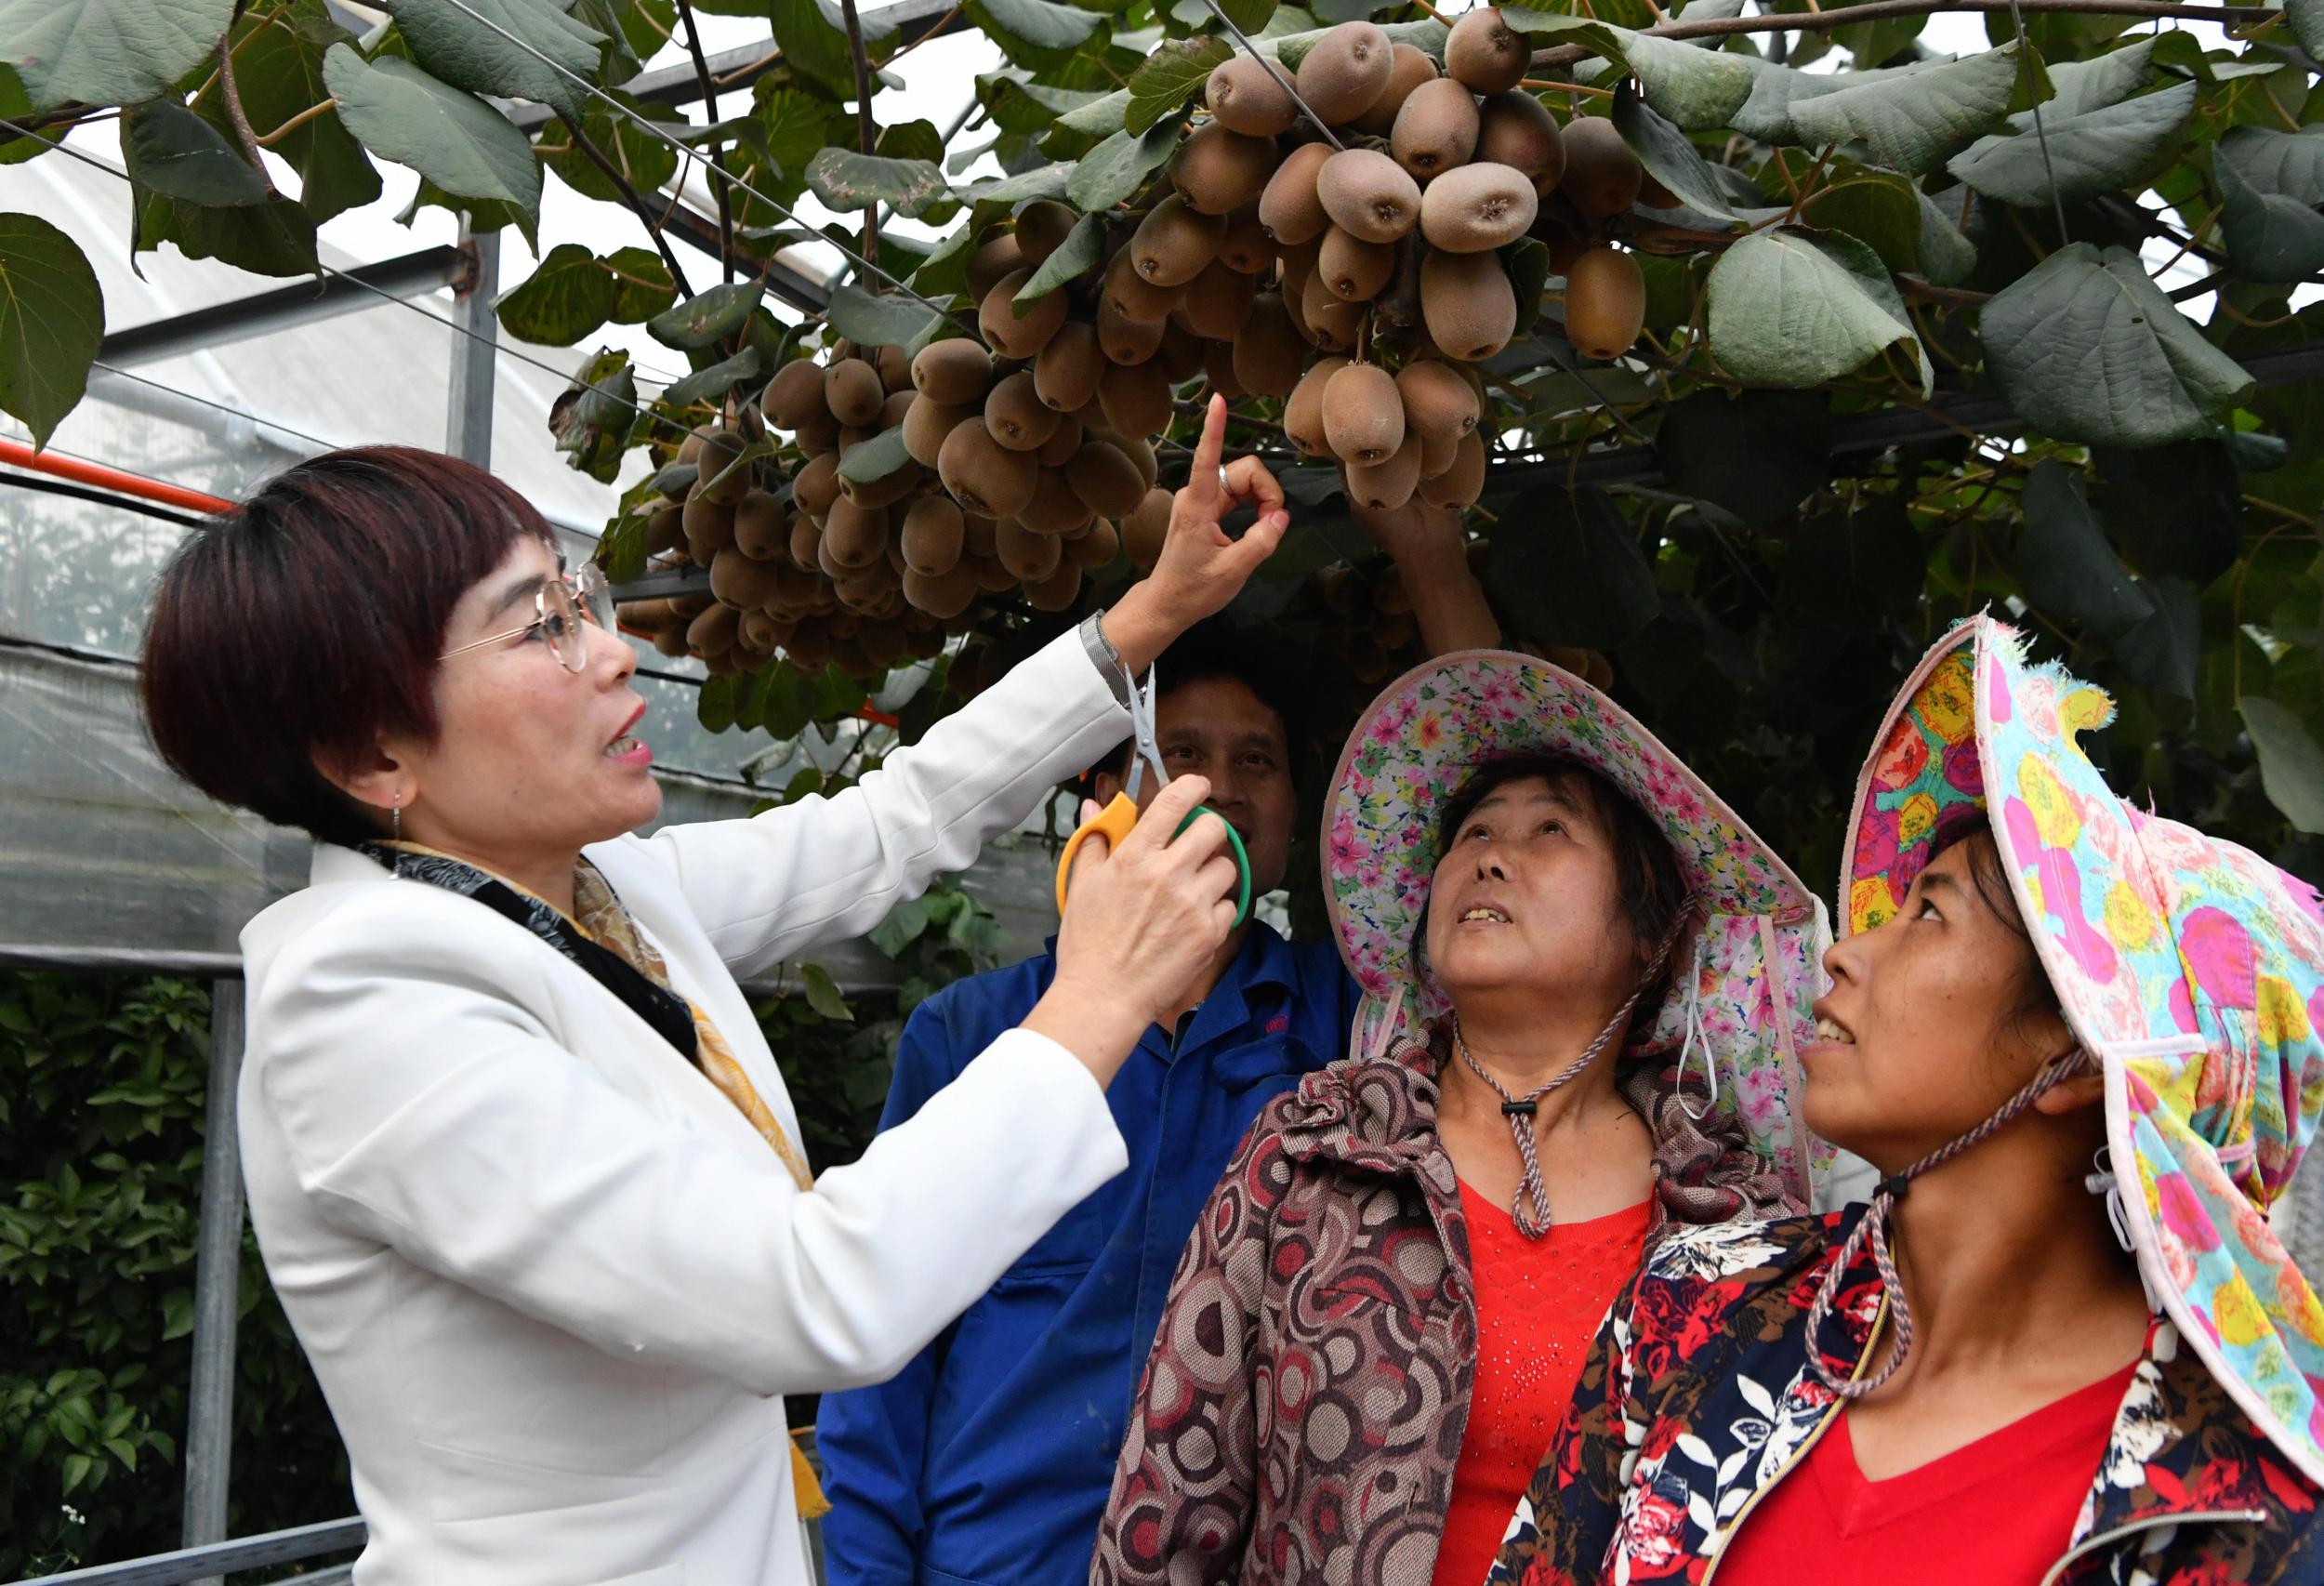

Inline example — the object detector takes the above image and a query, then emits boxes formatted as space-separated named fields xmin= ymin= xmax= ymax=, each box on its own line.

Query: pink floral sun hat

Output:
xmin=1846 ymin=615 xmax=2324 ymax=1485
xmin=1324 ymin=649 xmax=1833 ymax=1202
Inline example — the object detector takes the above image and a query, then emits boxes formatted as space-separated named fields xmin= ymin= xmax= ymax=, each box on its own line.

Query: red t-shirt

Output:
xmin=1430 ymin=1184 xmax=1651 ymax=1586
xmin=1713 ymin=1356 xmax=2140 ymax=1586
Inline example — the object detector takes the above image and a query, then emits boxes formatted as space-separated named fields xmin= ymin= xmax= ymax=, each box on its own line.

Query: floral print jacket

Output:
xmin=1487 ymin=1209 xmax=2324 ymax=1586
xmin=1088 ymin=1038 xmax=1799 ymax=1586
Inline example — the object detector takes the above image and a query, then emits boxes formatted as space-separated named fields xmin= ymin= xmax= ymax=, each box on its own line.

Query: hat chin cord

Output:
xmin=1804 ymin=1045 xmax=2094 ymax=1398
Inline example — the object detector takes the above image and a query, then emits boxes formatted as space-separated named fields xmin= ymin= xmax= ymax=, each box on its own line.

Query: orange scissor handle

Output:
xmin=1054 ymin=792 xmax=1253 ymax=927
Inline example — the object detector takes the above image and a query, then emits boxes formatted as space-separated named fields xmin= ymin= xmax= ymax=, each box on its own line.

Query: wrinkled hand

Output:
xmin=1146 ymin=394 xmax=1291 ymax=622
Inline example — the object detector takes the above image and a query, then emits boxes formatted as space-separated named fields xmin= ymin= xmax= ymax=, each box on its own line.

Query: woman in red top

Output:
xmin=1090 ymin=650 xmax=1834 ymax=1585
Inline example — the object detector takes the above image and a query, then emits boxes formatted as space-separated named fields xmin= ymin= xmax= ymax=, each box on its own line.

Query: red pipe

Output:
xmin=0 ymin=437 xmax=231 ymax=514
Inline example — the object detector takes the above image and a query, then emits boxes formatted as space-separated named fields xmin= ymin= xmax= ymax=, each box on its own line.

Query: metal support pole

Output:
xmin=181 ymin=982 xmax=245 ymax=1586
xmin=446 ymin=225 xmax=501 ymax=466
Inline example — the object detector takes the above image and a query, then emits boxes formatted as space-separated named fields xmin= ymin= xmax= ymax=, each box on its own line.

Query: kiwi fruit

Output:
xmin=961 ymin=512 xmax=1000 ymax=559
xmin=1531 ymin=196 xmax=1591 ymax=273
xmin=1418 ymin=424 xmax=1461 ymax=479
xmin=1419 ymin=428 xmax=1487 ymax=508
xmin=1024 ymin=560 xmax=1084 ymax=613
xmin=985 ymin=371 xmax=1063 ymax=453
xmin=1037 ymin=416 xmax=1085 ymax=469
xmin=903 ymin=560 xmax=980 ymax=619
xmin=1171 ymin=124 xmax=1278 ymax=217
xmin=1098 ymin=294 xmax=1168 ymax=364
xmin=873 ymin=344 xmax=913 ymax=393
xmin=794 ymin=405 xmax=842 ymax=456
xmin=979 ymin=270 xmax=1069 ymax=359
xmin=1321 ymin=362 xmax=1406 ymax=465
xmin=1420 ymin=161 xmax=1538 ymax=252
xmin=1232 ymin=291 xmax=1308 ymax=398
xmin=1207 ymin=55 xmax=1299 ymax=137
xmin=1316 ymin=149 xmax=1421 ymax=244
xmin=1219 ymin=206 xmax=1275 ymax=274
xmin=1014 ymin=200 xmax=1078 ymax=265
xmin=1346 ymin=430 xmax=1424 ymax=511
xmin=646 ymin=502 xmax=686 ymax=556
xmin=824 ymin=497 xmax=891 ymax=571
xmin=1131 ymin=195 xmax=1225 ymax=288
xmin=1285 ymin=356 xmax=1348 ymax=457
xmin=1420 ymin=248 xmax=1518 ymax=361
xmin=1123 ymin=487 xmax=1173 ymax=572
xmin=997 ymin=521 xmax=1063 ymax=581
xmin=1067 ymin=517 xmax=1121 ymax=570
xmin=682 ymin=491 xmax=737 ymax=561
xmin=903 ymin=396 xmax=974 ymax=469
xmin=788 ymin=515 xmax=823 ymax=571
xmin=1182 ymin=259 xmax=1260 ymax=338
xmin=1097 ymin=359 xmax=1171 ymax=438
xmin=825 ymin=358 xmax=885 ymax=426
xmin=1117 ymin=433 xmax=1159 ymax=496
xmin=1301 ymin=269 xmax=1365 ymax=351
xmin=1064 ymin=441 xmax=1145 ymax=518
xmin=1202 ymin=338 xmax=1248 ymax=401
xmin=1396 ymin=359 xmax=1483 ymax=442
xmin=1351 ymin=42 xmax=1441 ymax=137
xmin=1295 ymin=20 xmax=1394 ymax=126
xmin=967 ymin=232 xmax=1026 ymax=303
xmin=1563 ymin=245 xmax=1646 ymax=362
xmin=1103 ymin=249 xmax=1190 ymax=324
xmin=1018 ymin=468 xmax=1098 ymax=536
xmin=939 ymin=418 xmax=1040 ymax=520
xmin=1318 ymin=226 xmax=1395 ymax=302
xmin=688 ymin=602 xmax=741 ymax=657
xmin=1475 ymin=91 xmax=1565 ymax=191
xmin=761 ymin=359 xmax=826 ymax=430
xmin=1258 ymin=141 xmax=1335 ymax=246
xmin=694 ymin=430 xmax=749 ymax=503
xmin=1446 ymin=7 xmax=1529 ymax=95
xmin=677 ymin=424 xmax=714 ymax=468
xmin=1156 ymin=319 xmax=1208 ymax=383
xmin=838 ymin=457 xmax=921 ymax=511
xmin=913 ymin=338 xmax=996 ymax=405
xmin=1557 ymin=117 xmax=1644 ymax=218
xmin=1392 ymin=78 xmax=1481 ymax=183
xmin=710 ymin=545 xmax=784 ymax=610
xmin=1638 ymin=169 xmax=1682 ymax=209
xmin=1036 ymin=323 xmax=1106 ymax=412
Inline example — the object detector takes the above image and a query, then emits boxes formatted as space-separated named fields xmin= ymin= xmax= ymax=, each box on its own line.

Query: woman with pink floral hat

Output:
xmin=1088 ymin=650 xmax=1832 ymax=1586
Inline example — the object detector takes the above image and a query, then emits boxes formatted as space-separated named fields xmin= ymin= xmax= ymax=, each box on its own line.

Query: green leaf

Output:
xmin=875 ymin=117 xmax=946 ymax=165
xmin=382 ymin=0 xmax=603 ymax=123
xmin=2092 ymin=440 xmax=2243 ymax=585
xmin=59 ymin=1451 xmax=91 ymax=1496
xmin=2240 ymin=696 xmax=2324 ymax=834
xmin=552 ymin=349 xmax=637 ymax=483
xmin=1911 ymin=183 xmax=1977 ymax=287
xmin=967 ymin=0 xmax=1105 ymax=70
xmin=806 ymin=147 xmax=948 ymax=218
xmin=2109 ymin=575 xmax=2198 ymax=699
xmin=1015 ymin=211 xmax=1104 ymax=302
xmin=1784 ymin=43 xmax=2027 ymax=175
xmin=542 ymin=87 xmax=679 ymax=206
xmin=2288 ymin=0 xmax=2324 ymax=59
xmin=838 ymin=423 xmax=914 ymax=483
xmin=0 ymin=0 xmax=235 ymax=113
xmin=1066 ymin=121 xmax=1178 ymax=211
xmin=1706 ymin=227 xmax=1926 ymax=392
xmin=1484 ymin=488 xmax=1660 ymax=651
xmin=958 ymin=164 xmax=1079 ymax=206
xmin=661 ymin=346 xmax=762 ymax=406
xmin=1788 ymin=159 xmax=1921 ymax=277
xmin=2014 ymin=460 xmax=2153 ymax=635
xmin=912 ymin=224 xmax=981 ymax=297
xmin=597 ymin=504 xmax=650 ymax=582
xmin=122 ymin=98 xmax=269 ymax=207
xmin=209 ymin=1 xmax=379 ymax=223
xmin=1598 ymin=27 xmax=1761 ymax=133
xmin=1503 ymin=236 xmax=1550 ymax=327
xmin=697 ymin=672 xmax=738 ymax=732
xmin=769 ymin=0 xmax=884 ymax=99
xmin=0 ymin=212 xmax=101 ymax=450
xmin=2016 ymin=33 xmax=2154 ymax=121
xmin=495 ymin=243 xmax=617 ymax=345
xmin=138 ymin=187 xmax=320 ymax=276
xmin=324 ymin=46 xmax=544 ymax=231
xmin=2214 ymin=128 xmax=2324 ymax=286
xmin=1948 ymin=80 xmax=2193 ymax=206
xmin=1127 ymin=35 xmax=1232 ymax=137
xmin=1610 ymin=84 xmax=1740 ymax=223
xmin=1980 ymin=243 xmax=2254 ymax=449
xmin=603 ymin=245 xmax=678 ymax=323
xmin=646 ymin=278 xmax=763 ymax=351
xmin=755 ymin=86 xmax=838 ymax=171
xmin=1656 ymin=389 xmax=1832 ymax=529
xmin=1218 ymin=0 xmax=1277 ymax=32
xmin=825 ymin=281 xmax=945 ymax=348
xmin=799 ymin=961 xmax=855 ymax=1020
xmin=869 ymin=893 xmax=935 ymax=958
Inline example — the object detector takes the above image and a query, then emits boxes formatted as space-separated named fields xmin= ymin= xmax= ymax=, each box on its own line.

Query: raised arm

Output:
xmin=1351 ymin=497 xmax=1502 ymax=655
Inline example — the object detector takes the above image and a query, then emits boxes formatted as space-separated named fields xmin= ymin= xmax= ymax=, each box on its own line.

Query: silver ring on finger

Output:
xmin=1218 ymin=465 xmax=1231 ymax=497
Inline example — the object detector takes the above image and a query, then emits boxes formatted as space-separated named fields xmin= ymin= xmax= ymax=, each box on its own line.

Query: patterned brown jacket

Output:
xmin=1087 ymin=1036 xmax=1797 ymax=1586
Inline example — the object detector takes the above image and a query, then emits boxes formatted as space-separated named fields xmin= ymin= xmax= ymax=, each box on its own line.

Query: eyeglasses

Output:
xmin=440 ymin=564 xmax=613 ymax=675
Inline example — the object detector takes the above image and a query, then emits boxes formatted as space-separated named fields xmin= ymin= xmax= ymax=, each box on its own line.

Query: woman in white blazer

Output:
xmin=137 ymin=400 xmax=1290 ymax=1586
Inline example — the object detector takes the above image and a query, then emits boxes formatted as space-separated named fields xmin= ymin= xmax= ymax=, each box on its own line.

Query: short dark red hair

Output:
xmin=142 ymin=446 xmax=552 ymax=847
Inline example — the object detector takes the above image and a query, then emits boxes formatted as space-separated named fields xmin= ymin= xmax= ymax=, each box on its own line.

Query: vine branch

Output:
xmin=840 ymin=0 xmax=882 ymax=271
xmin=1530 ymin=0 xmax=2278 ymax=65
xmin=673 ymin=0 xmax=737 ymax=284
xmin=557 ymin=112 xmax=697 ymax=298
xmin=214 ymin=33 xmax=279 ymax=197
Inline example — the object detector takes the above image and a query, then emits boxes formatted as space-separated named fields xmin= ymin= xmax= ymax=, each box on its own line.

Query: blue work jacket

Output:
xmin=814 ymin=922 xmax=1358 ymax=1586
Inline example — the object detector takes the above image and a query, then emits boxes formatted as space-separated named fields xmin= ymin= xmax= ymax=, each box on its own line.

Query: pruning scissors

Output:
xmin=1054 ymin=662 xmax=1253 ymax=928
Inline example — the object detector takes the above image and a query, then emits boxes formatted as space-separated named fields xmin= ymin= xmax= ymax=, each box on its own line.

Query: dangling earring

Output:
xmin=391 ymin=790 xmax=402 ymax=844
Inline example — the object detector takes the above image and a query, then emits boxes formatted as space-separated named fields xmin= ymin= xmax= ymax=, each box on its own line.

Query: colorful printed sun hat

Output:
xmin=1845 ymin=614 xmax=2324 ymax=1486
xmin=1324 ymin=649 xmax=1833 ymax=1202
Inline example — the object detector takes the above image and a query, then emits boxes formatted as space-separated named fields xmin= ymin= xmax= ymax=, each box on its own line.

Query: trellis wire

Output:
xmin=1197 ymin=0 xmax=1348 ymax=152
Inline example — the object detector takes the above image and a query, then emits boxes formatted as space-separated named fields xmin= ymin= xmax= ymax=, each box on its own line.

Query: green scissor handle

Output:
xmin=1055 ymin=793 xmax=1254 ymax=929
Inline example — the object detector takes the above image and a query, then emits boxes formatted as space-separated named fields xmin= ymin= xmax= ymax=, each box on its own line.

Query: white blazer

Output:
xmin=236 ymin=628 xmax=1134 ymax=1586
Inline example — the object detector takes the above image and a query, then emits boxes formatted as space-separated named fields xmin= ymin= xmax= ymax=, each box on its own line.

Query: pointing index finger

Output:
xmin=1190 ymin=392 xmax=1227 ymax=496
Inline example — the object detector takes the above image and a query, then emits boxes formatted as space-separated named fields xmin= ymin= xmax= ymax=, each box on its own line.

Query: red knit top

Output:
xmin=1431 ymin=1184 xmax=1652 ymax=1586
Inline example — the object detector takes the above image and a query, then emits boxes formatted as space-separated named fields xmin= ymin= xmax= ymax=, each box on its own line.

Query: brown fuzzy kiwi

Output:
xmin=1446 ymin=7 xmax=1529 ymax=95
xmin=1098 ymin=359 xmax=1173 ymax=438
xmin=1219 ymin=205 xmax=1274 ymax=274
xmin=1346 ymin=431 xmax=1424 ymax=510
xmin=1067 ymin=518 xmax=1121 ymax=570
xmin=1171 ymin=124 xmax=1278 ymax=217
xmin=653 ymin=624 xmax=691 ymax=658
xmin=985 ymin=371 xmax=1063 ymax=453
xmin=966 ymin=232 xmax=1025 ymax=303
xmin=938 ymin=418 xmax=1039 ymax=520
xmin=788 ymin=515 xmax=822 ymax=571
xmin=838 ymin=457 xmax=921 ymax=511
xmin=961 ymin=514 xmax=1000 ymax=560
xmin=903 ymin=397 xmax=974 ymax=469
xmin=1637 ymin=170 xmax=1681 ymax=209
xmin=678 ymin=424 xmax=713 ymax=467
xmin=775 ymin=562 xmax=822 ymax=608
xmin=1156 ymin=320 xmax=1207 ymax=383
xmin=879 ymin=389 xmax=917 ymax=430
xmin=1203 ymin=338 xmax=1248 ymax=402
xmin=1295 ymin=20 xmax=1394 ymax=126
xmin=761 ymin=359 xmax=826 ymax=430
xmin=1562 ymin=245 xmax=1646 ymax=362
xmin=1396 ymin=359 xmax=1483 ymax=442
xmin=1013 ymin=200 xmax=1078 ymax=266
xmin=1321 ymin=361 xmax=1406 ymax=465
xmin=1035 ymin=323 xmax=1106 ymax=413
xmin=1418 ymin=424 xmax=1461 ymax=479
xmin=1285 ymin=356 xmax=1349 ymax=456
xmin=912 ymin=338 xmax=996 ymax=405
xmin=1419 ymin=161 xmax=1538 ymax=252
xmin=825 ymin=358 xmax=885 ymax=426
xmin=1123 ymin=487 xmax=1173 ymax=571
xmin=682 ymin=491 xmax=738 ymax=561
xmin=739 ymin=609 xmax=782 ymax=652
xmin=1419 ymin=248 xmax=1518 ymax=361
xmin=1318 ymin=225 xmax=1396 ymax=302
xmin=1531 ymin=195 xmax=1591 ymax=272
xmin=1024 ymin=560 xmax=1084 ymax=613
xmin=1557 ymin=117 xmax=1644 ymax=218
xmin=1018 ymin=469 xmax=1098 ymax=535
xmin=786 ymin=617 xmax=834 ymax=672
xmin=1206 ymin=55 xmax=1298 ymax=138
xmin=1130 ymin=195 xmax=1225 ymax=288
xmin=903 ymin=561 xmax=980 ymax=619
xmin=979 ymin=270 xmax=1068 ymax=359
xmin=838 ymin=423 xmax=878 ymax=453
xmin=1097 ymin=294 xmax=1168 ymax=364
xmin=1391 ymin=78 xmax=1481 ymax=182
xmin=1301 ymin=269 xmax=1365 ymax=351
xmin=1118 ymin=434 xmax=1159 ymax=496
xmin=1419 ymin=428 xmax=1487 ymax=507
xmin=1103 ymin=250 xmax=1189 ymax=324
xmin=1232 ymin=291 xmax=1308 ymax=398
xmin=823 ymin=497 xmax=891 ymax=571
xmin=687 ymin=602 xmax=740 ymax=657
xmin=1063 ymin=440 xmax=1145 ymax=517
xmin=646 ymin=502 xmax=687 ymax=556
xmin=1351 ymin=42 xmax=1441 ymax=137
xmin=1258 ymin=141 xmax=1334 ymax=246
xmin=874 ymin=344 xmax=914 ymax=393
xmin=710 ymin=545 xmax=785 ymax=609
xmin=997 ymin=521 xmax=1063 ymax=581
xmin=794 ymin=405 xmax=842 ymax=456
xmin=1037 ymin=417 xmax=1085 ymax=469
xmin=857 ymin=617 xmax=911 ymax=669
xmin=694 ymin=430 xmax=749 ymax=503
xmin=1474 ymin=91 xmax=1565 ymax=190
xmin=1316 ymin=148 xmax=1421 ymax=244
xmin=1182 ymin=258 xmax=1260 ymax=338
